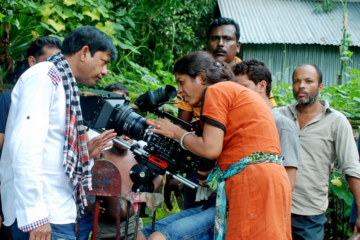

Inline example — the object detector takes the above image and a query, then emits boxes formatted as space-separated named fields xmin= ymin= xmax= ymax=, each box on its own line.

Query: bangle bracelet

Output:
xmin=180 ymin=132 xmax=195 ymax=151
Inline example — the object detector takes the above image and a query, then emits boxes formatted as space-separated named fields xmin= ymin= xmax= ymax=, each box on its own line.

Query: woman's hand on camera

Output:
xmin=146 ymin=118 xmax=185 ymax=140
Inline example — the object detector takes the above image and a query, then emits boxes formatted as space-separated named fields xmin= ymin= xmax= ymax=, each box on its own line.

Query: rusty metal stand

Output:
xmin=85 ymin=156 xmax=122 ymax=240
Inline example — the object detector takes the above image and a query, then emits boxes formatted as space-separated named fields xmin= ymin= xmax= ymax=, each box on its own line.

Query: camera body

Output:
xmin=80 ymin=87 xmax=215 ymax=183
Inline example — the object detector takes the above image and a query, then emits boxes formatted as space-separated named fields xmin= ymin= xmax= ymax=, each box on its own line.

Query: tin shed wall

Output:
xmin=242 ymin=44 xmax=360 ymax=86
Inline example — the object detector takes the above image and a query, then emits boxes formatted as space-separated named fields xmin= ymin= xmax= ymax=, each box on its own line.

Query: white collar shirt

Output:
xmin=279 ymin=100 xmax=360 ymax=215
xmin=0 ymin=62 xmax=76 ymax=229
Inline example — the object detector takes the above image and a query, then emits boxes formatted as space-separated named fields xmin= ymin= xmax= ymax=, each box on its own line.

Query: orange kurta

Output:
xmin=201 ymin=81 xmax=292 ymax=240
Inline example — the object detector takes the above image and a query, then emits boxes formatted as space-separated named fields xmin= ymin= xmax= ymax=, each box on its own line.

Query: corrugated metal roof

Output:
xmin=218 ymin=0 xmax=360 ymax=46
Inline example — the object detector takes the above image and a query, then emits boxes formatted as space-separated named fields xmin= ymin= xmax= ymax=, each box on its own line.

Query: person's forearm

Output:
xmin=146 ymin=119 xmax=224 ymax=160
xmin=348 ymin=176 xmax=360 ymax=217
xmin=178 ymin=109 xmax=193 ymax=124
xmin=153 ymin=175 xmax=163 ymax=190
xmin=0 ymin=133 xmax=4 ymax=151
xmin=174 ymin=128 xmax=221 ymax=160
xmin=285 ymin=167 xmax=296 ymax=191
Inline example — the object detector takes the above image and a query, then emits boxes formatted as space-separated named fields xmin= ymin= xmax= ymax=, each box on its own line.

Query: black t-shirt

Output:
xmin=0 ymin=89 xmax=12 ymax=159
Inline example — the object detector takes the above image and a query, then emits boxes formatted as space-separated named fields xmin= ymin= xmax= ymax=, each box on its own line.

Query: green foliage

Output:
xmin=329 ymin=172 xmax=352 ymax=208
xmin=313 ymin=0 xmax=336 ymax=14
xmin=272 ymin=81 xmax=296 ymax=107
xmin=326 ymin=166 xmax=354 ymax=239
xmin=322 ymin=70 xmax=360 ymax=120
xmin=0 ymin=0 xmax=217 ymax=99
xmin=306 ymin=0 xmax=337 ymax=14
xmin=142 ymin=194 xmax=182 ymax=227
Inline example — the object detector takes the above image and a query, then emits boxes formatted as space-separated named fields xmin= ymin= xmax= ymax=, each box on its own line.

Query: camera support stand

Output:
xmin=92 ymin=129 xmax=198 ymax=233
xmin=84 ymin=153 xmax=122 ymax=240
xmin=93 ymin=129 xmax=198 ymax=189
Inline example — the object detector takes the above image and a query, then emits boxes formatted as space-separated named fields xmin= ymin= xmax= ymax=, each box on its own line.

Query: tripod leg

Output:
xmin=133 ymin=202 xmax=142 ymax=240
xmin=124 ymin=201 xmax=130 ymax=240
xmin=116 ymin=198 xmax=121 ymax=240
xmin=151 ymin=210 xmax=156 ymax=233
xmin=91 ymin=196 xmax=101 ymax=240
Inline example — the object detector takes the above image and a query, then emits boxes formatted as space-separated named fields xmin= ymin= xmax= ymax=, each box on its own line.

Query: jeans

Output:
xmin=291 ymin=213 xmax=327 ymax=240
xmin=78 ymin=211 xmax=94 ymax=240
xmin=142 ymin=206 xmax=215 ymax=240
xmin=10 ymin=219 xmax=75 ymax=240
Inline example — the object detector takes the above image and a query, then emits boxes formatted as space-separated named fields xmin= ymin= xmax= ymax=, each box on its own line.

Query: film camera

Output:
xmin=80 ymin=86 xmax=215 ymax=192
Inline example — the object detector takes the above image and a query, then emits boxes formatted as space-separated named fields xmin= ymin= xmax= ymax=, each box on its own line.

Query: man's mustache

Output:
xmin=213 ymin=48 xmax=227 ymax=54
xmin=295 ymin=89 xmax=309 ymax=95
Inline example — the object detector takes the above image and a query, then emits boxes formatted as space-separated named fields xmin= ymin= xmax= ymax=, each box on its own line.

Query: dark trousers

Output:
xmin=183 ymin=174 xmax=202 ymax=210
xmin=291 ymin=213 xmax=327 ymax=240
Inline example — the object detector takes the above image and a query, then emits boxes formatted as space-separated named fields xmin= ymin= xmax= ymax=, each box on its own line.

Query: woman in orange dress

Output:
xmin=146 ymin=51 xmax=292 ymax=240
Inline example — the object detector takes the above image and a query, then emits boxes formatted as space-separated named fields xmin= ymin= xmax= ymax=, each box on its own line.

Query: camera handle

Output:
xmin=152 ymin=108 xmax=193 ymax=131
xmin=91 ymin=129 xmax=199 ymax=189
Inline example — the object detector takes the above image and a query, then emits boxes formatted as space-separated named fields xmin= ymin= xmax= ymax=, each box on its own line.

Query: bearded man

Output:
xmin=279 ymin=64 xmax=360 ymax=240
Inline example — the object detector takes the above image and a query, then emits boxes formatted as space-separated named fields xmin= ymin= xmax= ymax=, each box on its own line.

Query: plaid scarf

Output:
xmin=48 ymin=52 xmax=92 ymax=220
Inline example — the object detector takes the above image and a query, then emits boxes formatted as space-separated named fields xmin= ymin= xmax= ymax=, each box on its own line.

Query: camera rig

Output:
xmin=79 ymin=86 xmax=215 ymax=192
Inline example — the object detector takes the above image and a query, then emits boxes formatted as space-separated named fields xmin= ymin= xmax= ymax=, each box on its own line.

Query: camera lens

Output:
xmin=136 ymin=85 xmax=177 ymax=112
xmin=153 ymin=85 xmax=177 ymax=104
xmin=113 ymin=105 xmax=149 ymax=140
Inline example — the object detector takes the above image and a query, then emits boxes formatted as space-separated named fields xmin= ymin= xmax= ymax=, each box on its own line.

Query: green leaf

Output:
xmin=116 ymin=8 xmax=126 ymax=17
xmin=350 ymin=69 xmax=360 ymax=76
xmin=84 ymin=0 xmax=97 ymax=7
xmin=73 ymin=12 xmax=84 ymax=21
xmin=54 ymin=6 xmax=73 ymax=20
xmin=82 ymin=7 xmax=100 ymax=21
xmin=31 ymin=30 xmax=40 ymax=41
xmin=95 ymin=21 xmax=116 ymax=44
xmin=0 ymin=14 xmax=6 ymax=22
xmin=63 ymin=0 xmax=76 ymax=6
xmin=40 ymin=22 xmax=57 ymax=34
xmin=353 ymin=97 xmax=360 ymax=103
xmin=118 ymin=42 xmax=140 ymax=54
xmin=27 ymin=1 xmax=38 ymax=9
xmin=125 ymin=31 xmax=135 ymax=43
xmin=38 ymin=4 xmax=55 ymax=17
xmin=42 ymin=17 xmax=66 ymax=33
xmin=112 ymin=23 xmax=124 ymax=31
xmin=125 ymin=16 xmax=135 ymax=28
xmin=330 ymin=181 xmax=353 ymax=206
xmin=98 ymin=6 xmax=109 ymax=18
xmin=61 ymin=9 xmax=74 ymax=19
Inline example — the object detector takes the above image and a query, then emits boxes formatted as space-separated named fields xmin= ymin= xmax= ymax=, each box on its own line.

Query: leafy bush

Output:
xmin=0 ymin=0 xmax=217 ymax=95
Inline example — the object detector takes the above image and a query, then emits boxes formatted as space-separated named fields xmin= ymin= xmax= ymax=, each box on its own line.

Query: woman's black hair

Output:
xmin=173 ymin=51 xmax=236 ymax=84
